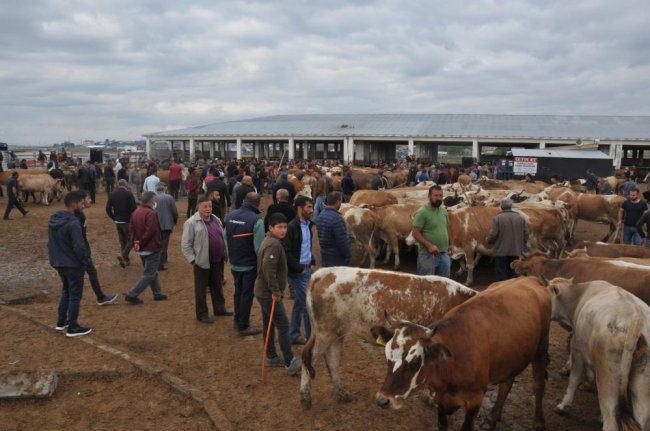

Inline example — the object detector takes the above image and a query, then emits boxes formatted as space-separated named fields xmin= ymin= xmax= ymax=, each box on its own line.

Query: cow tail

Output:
xmin=302 ymin=334 xmax=317 ymax=379
xmin=617 ymin=316 xmax=645 ymax=431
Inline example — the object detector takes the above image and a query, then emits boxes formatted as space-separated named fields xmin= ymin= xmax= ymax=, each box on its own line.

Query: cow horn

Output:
xmin=425 ymin=324 xmax=438 ymax=339
xmin=384 ymin=310 xmax=397 ymax=327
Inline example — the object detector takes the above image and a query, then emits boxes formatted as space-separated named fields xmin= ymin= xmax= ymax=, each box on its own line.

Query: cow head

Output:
xmin=371 ymin=311 xmax=451 ymax=410
xmin=546 ymin=277 xmax=576 ymax=332
xmin=510 ymin=251 xmax=550 ymax=276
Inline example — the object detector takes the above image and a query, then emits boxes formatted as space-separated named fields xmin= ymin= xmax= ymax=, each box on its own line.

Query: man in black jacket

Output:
xmin=233 ymin=176 xmax=256 ymax=209
xmin=264 ymin=189 xmax=296 ymax=232
xmin=273 ymin=173 xmax=296 ymax=204
xmin=206 ymin=173 xmax=231 ymax=221
xmin=283 ymin=195 xmax=314 ymax=345
xmin=106 ymin=179 xmax=138 ymax=267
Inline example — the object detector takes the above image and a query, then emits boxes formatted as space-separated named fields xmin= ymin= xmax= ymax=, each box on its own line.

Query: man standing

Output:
xmin=341 ymin=170 xmax=355 ymax=203
xmin=411 ymin=185 xmax=452 ymax=277
xmin=312 ymin=171 xmax=328 ymax=222
xmin=142 ymin=168 xmax=160 ymax=193
xmin=106 ymin=179 xmax=138 ymax=268
xmin=168 ymin=160 xmax=183 ymax=200
xmin=284 ymin=196 xmax=314 ymax=345
xmin=87 ymin=162 xmax=98 ymax=203
xmin=585 ymin=169 xmax=598 ymax=194
xmin=233 ymin=176 xmax=256 ymax=209
xmin=48 ymin=193 xmax=92 ymax=337
xmin=225 ymin=192 xmax=264 ymax=336
xmin=104 ymin=161 xmax=116 ymax=197
xmin=3 ymin=171 xmax=28 ymax=220
xmin=129 ymin=164 xmax=142 ymax=198
xmin=273 ymin=173 xmax=296 ymax=204
xmin=75 ymin=190 xmax=118 ymax=305
xmin=486 ymin=198 xmax=528 ymax=281
xmin=371 ymin=171 xmax=383 ymax=191
xmin=205 ymin=172 xmax=231 ymax=222
xmin=182 ymin=195 xmax=232 ymax=324
xmin=264 ymin=189 xmax=296 ymax=232
xmin=316 ymin=192 xmax=351 ymax=267
xmin=618 ymin=188 xmax=648 ymax=245
xmin=125 ymin=192 xmax=168 ymax=304
xmin=154 ymin=183 xmax=178 ymax=271
xmin=185 ymin=167 xmax=200 ymax=218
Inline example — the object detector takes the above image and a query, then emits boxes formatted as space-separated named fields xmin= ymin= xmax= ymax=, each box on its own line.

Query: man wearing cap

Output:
xmin=486 ymin=198 xmax=528 ymax=281
xmin=106 ymin=179 xmax=138 ymax=268
xmin=154 ymin=182 xmax=178 ymax=271
xmin=125 ymin=192 xmax=167 ymax=304
xmin=233 ymin=175 xmax=256 ymax=210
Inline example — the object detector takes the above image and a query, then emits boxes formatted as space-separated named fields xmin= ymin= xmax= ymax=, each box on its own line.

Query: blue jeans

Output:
xmin=127 ymin=253 xmax=162 ymax=298
xmin=232 ymin=268 xmax=257 ymax=331
xmin=417 ymin=250 xmax=451 ymax=277
xmin=623 ymin=225 xmax=642 ymax=245
xmin=258 ymin=296 xmax=293 ymax=366
xmin=313 ymin=195 xmax=327 ymax=222
xmin=56 ymin=267 xmax=85 ymax=329
xmin=289 ymin=266 xmax=312 ymax=342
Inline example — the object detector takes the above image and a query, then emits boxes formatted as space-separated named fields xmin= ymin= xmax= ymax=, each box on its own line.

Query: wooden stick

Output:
xmin=261 ymin=297 xmax=278 ymax=383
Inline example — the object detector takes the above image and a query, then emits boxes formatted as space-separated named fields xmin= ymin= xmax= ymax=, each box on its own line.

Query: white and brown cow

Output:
xmin=548 ymin=278 xmax=649 ymax=430
xmin=340 ymin=205 xmax=379 ymax=268
xmin=576 ymin=194 xmax=625 ymax=242
xmin=573 ymin=240 xmax=650 ymax=259
xmin=373 ymin=276 xmax=551 ymax=430
xmin=300 ymin=267 xmax=477 ymax=408
xmin=18 ymin=174 xmax=63 ymax=205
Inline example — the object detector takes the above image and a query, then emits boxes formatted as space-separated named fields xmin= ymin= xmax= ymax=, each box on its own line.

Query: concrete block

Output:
xmin=0 ymin=371 xmax=58 ymax=399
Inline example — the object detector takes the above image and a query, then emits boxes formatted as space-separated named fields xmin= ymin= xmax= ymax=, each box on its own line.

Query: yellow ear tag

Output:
xmin=376 ymin=335 xmax=386 ymax=346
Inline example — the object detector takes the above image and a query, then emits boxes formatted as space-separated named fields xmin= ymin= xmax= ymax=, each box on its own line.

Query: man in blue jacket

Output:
xmin=48 ymin=192 xmax=92 ymax=337
xmin=316 ymin=192 xmax=351 ymax=267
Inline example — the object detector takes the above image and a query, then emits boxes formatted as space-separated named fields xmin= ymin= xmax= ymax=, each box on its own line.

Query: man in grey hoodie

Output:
xmin=48 ymin=192 xmax=92 ymax=337
xmin=155 ymin=182 xmax=178 ymax=270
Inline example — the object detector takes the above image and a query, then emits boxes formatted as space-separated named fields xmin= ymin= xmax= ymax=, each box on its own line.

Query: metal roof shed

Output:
xmin=510 ymin=148 xmax=613 ymax=181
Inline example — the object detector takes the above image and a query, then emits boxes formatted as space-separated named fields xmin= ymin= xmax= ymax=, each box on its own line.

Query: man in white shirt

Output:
xmin=143 ymin=170 xmax=160 ymax=193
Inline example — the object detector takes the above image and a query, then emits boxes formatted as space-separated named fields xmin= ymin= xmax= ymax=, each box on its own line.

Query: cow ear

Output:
xmin=370 ymin=326 xmax=392 ymax=346
xmin=425 ymin=343 xmax=451 ymax=363
xmin=547 ymin=284 xmax=559 ymax=295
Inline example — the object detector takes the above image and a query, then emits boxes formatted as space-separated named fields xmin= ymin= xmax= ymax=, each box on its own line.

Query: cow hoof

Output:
xmin=558 ymin=368 xmax=570 ymax=378
xmin=300 ymin=394 xmax=312 ymax=409
xmin=554 ymin=405 xmax=568 ymax=415
xmin=336 ymin=389 xmax=353 ymax=403
xmin=579 ymin=381 xmax=596 ymax=393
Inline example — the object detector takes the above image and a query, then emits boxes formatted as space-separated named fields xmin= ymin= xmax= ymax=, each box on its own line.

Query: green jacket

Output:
xmin=254 ymin=234 xmax=288 ymax=299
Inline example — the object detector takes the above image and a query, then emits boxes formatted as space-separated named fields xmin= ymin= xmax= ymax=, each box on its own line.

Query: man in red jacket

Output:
xmin=125 ymin=191 xmax=168 ymax=304
xmin=168 ymin=160 xmax=183 ymax=200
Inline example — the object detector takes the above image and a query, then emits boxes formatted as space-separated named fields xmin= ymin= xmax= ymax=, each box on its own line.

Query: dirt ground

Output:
xmin=0 ymin=190 xmax=609 ymax=430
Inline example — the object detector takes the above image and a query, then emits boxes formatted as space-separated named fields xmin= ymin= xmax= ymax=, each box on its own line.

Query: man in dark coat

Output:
xmin=316 ymin=192 xmax=351 ymax=267
xmin=273 ymin=173 xmax=296 ymax=204
xmin=3 ymin=171 xmax=28 ymax=219
xmin=486 ymin=198 xmax=528 ymax=281
xmin=233 ymin=175 xmax=256 ymax=209
xmin=264 ymin=189 xmax=296 ymax=232
xmin=106 ymin=179 xmax=138 ymax=267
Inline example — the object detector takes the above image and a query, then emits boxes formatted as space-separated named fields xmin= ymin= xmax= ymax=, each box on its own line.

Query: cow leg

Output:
xmin=382 ymin=240 xmax=392 ymax=265
xmin=485 ymin=377 xmax=515 ymax=428
xmin=556 ymin=352 xmax=584 ymax=414
xmin=630 ymin=364 xmax=650 ymax=431
xmin=601 ymin=222 xmax=616 ymax=243
xmin=455 ymin=258 xmax=466 ymax=277
xmin=323 ymin=339 xmax=352 ymax=402
xmin=464 ymin=264 xmax=475 ymax=286
xmin=437 ymin=403 xmax=460 ymax=431
xmin=532 ymin=332 xmax=549 ymax=431
xmin=594 ymin=367 xmax=619 ymax=431
xmin=300 ymin=332 xmax=334 ymax=408
xmin=390 ymin=236 xmax=400 ymax=270
xmin=459 ymin=400 xmax=481 ymax=431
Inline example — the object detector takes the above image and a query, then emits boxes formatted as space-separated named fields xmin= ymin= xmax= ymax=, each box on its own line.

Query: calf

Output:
xmin=18 ymin=174 xmax=62 ymax=205
xmin=373 ymin=203 xmax=421 ymax=269
xmin=300 ymin=267 xmax=476 ymax=408
xmin=548 ymin=278 xmax=649 ymax=430
xmin=373 ymin=276 xmax=551 ymax=431
xmin=576 ymin=194 xmax=625 ymax=242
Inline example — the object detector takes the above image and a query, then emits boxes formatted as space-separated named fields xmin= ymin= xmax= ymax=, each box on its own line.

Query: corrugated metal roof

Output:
xmin=145 ymin=114 xmax=650 ymax=140
xmin=511 ymin=148 xmax=611 ymax=159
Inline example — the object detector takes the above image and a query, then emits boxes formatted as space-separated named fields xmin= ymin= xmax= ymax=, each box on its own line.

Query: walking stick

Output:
xmin=261 ymin=297 xmax=278 ymax=383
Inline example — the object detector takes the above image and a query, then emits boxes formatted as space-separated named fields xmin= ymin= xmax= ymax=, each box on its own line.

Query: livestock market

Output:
xmin=3 ymin=113 xmax=650 ymax=431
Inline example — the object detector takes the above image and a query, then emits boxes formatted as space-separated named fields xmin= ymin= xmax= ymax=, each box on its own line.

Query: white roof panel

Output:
xmin=510 ymin=148 xmax=612 ymax=159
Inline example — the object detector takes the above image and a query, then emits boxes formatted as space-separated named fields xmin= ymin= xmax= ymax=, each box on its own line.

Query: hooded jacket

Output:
xmin=47 ymin=210 xmax=90 ymax=268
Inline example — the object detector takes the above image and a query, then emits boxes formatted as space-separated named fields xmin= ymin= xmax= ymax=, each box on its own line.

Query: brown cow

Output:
xmin=340 ymin=205 xmax=378 ymax=268
xmin=511 ymin=251 xmax=650 ymax=306
xmin=575 ymin=193 xmax=625 ymax=242
xmin=572 ymin=240 xmax=650 ymax=259
xmin=0 ymin=168 xmax=48 ymax=186
xmin=18 ymin=174 xmax=63 ymax=205
xmin=373 ymin=276 xmax=551 ymax=431
xmin=300 ymin=267 xmax=477 ymax=408
xmin=348 ymin=190 xmax=398 ymax=208
xmin=373 ymin=203 xmax=421 ymax=269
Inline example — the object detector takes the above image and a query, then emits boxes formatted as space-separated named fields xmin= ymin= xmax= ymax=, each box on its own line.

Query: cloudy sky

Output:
xmin=1 ymin=0 xmax=649 ymax=146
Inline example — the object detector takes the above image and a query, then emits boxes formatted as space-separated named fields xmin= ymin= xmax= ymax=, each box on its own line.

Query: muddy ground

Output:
xmin=0 ymin=190 xmax=608 ymax=430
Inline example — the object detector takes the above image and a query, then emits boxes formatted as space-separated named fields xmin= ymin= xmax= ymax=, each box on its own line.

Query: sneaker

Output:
xmin=265 ymin=356 xmax=285 ymax=368
xmin=97 ymin=293 xmax=118 ymax=306
xmin=198 ymin=315 xmax=215 ymax=324
xmin=286 ymin=357 xmax=302 ymax=376
xmin=292 ymin=336 xmax=307 ymax=345
xmin=153 ymin=294 xmax=168 ymax=301
xmin=55 ymin=323 xmax=68 ymax=332
xmin=66 ymin=326 xmax=92 ymax=338
xmin=125 ymin=294 xmax=143 ymax=305
xmin=238 ymin=327 xmax=262 ymax=336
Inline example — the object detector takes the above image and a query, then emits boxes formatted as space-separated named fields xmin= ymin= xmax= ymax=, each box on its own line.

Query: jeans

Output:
xmin=417 ymin=250 xmax=451 ymax=277
xmin=115 ymin=223 xmax=132 ymax=260
xmin=494 ymin=256 xmax=517 ymax=281
xmin=313 ymin=195 xmax=326 ymax=222
xmin=87 ymin=181 xmax=96 ymax=203
xmin=170 ymin=179 xmax=181 ymax=200
xmin=85 ymin=257 xmax=106 ymax=301
xmin=187 ymin=195 xmax=197 ymax=219
xmin=232 ymin=268 xmax=257 ymax=331
xmin=289 ymin=266 xmax=312 ymax=342
xmin=160 ymin=230 xmax=171 ymax=267
xmin=623 ymin=225 xmax=642 ymax=245
xmin=258 ymin=296 xmax=293 ymax=366
xmin=127 ymin=253 xmax=162 ymax=298
xmin=194 ymin=261 xmax=225 ymax=319
xmin=105 ymin=180 xmax=114 ymax=196
xmin=56 ymin=267 xmax=85 ymax=329
xmin=3 ymin=195 xmax=27 ymax=219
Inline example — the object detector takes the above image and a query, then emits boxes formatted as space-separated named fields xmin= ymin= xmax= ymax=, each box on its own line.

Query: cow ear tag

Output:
xmin=376 ymin=335 xmax=386 ymax=346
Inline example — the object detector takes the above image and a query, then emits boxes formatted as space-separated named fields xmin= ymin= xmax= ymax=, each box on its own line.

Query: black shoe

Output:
xmin=215 ymin=309 xmax=234 ymax=316
xmin=125 ymin=294 xmax=143 ymax=304
xmin=66 ymin=326 xmax=92 ymax=338
xmin=22 ymin=210 xmax=29 ymax=216
xmin=292 ymin=336 xmax=307 ymax=345
xmin=198 ymin=316 xmax=215 ymax=324
xmin=158 ymin=265 xmax=168 ymax=271
xmin=239 ymin=327 xmax=262 ymax=336
xmin=153 ymin=294 xmax=168 ymax=301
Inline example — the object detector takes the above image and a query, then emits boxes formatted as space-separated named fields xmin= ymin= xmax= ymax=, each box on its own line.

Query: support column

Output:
xmin=472 ymin=138 xmax=479 ymax=159
xmin=236 ymin=137 xmax=242 ymax=160
xmin=169 ymin=141 xmax=173 ymax=157
xmin=288 ymin=138 xmax=295 ymax=160
xmin=347 ymin=138 xmax=355 ymax=165
xmin=209 ymin=142 xmax=215 ymax=160
xmin=343 ymin=138 xmax=349 ymax=164
xmin=408 ymin=138 xmax=414 ymax=156
xmin=146 ymin=138 xmax=151 ymax=159
xmin=189 ymin=138 xmax=195 ymax=161
xmin=303 ymin=142 xmax=308 ymax=160
xmin=539 ymin=140 xmax=546 ymax=149
xmin=254 ymin=141 xmax=260 ymax=159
